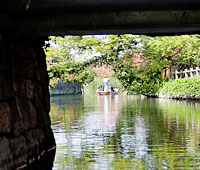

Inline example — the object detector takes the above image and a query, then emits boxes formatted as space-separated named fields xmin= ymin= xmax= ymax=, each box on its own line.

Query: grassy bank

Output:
xmin=159 ymin=76 xmax=200 ymax=99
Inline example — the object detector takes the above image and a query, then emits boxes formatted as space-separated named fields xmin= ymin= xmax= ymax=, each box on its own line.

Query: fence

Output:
xmin=173 ymin=67 xmax=200 ymax=79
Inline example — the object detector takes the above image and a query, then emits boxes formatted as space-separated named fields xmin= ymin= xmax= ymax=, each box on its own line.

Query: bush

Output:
xmin=159 ymin=76 xmax=200 ymax=96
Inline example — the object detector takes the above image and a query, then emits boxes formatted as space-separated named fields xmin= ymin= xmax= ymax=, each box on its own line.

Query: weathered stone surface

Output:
xmin=14 ymin=78 xmax=34 ymax=100
xmin=37 ymin=107 xmax=51 ymax=128
xmin=34 ymin=80 xmax=50 ymax=113
xmin=9 ymin=100 xmax=24 ymax=137
xmin=10 ymin=98 xmax=37 ymax=131
xmin=0 ymin=38 xmax=10 ymax=73
xmin=25 ymin=128 xmax=56 ymax=169
xmin=0 ymin=35 xmax=55 ymax=169
xmin=9 ymin=136 xmax=28 ymax=168
xmin=36 ymin=67 xmax=50 ymax=113
xmin=50 ymin=80 xmax=82 ymax=95
xmin=41 ymin=127 xmax=56 ymax=151
xmin=0 ymin=73 xmax=14 ymax=101
xmin=0 ymin=103 xmax=11 ymax=134
xmin=12 ymin=59 xmax=35 ymax=79
xmin=10 ymin=98 xmax=37 ymax=136
xmin=36 ymin=67 xmax=49 ymax=86
xmin=19 ymin=99 xmax=37 ymax=129
xmin=43 ymin=85 xmax=51 ymax=113
xmin=34 ymin=82 xmax=43 ymax=108
xmin=25 ymin=129 xmax=46 ymax=158
xmin=0 ymin=136 xmax=13 ymax=169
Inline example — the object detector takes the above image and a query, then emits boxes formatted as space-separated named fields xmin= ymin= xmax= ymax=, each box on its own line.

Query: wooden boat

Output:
xmin=97 ymin=91 xmax=110 ymax=95
xmin=97 ymin=86 xmax=119 ymax=95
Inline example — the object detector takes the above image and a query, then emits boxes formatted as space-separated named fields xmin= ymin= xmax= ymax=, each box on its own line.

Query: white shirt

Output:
xmin=104 ymin=77 xmax=109 ymax=83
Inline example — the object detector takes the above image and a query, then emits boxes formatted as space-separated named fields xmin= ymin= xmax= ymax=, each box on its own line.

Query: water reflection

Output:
xmin=50 ymin=95 xmax=200 ymax=170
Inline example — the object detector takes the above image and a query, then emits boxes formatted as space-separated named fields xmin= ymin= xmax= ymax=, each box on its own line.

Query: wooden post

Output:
xmin=190 ymin=68 xmax=194 ymax=78
xmin=196 ymin=67 xmax=199 ymax=76
xmin=166 ymin=68 xmax=170 ymax=79
xmin=175 ymin=70 xmax=179 ymax=79
xmin=161 ymin=69 xmax=165 ymax=80
xmin=184 ymin=69 xmax=188 ymax=79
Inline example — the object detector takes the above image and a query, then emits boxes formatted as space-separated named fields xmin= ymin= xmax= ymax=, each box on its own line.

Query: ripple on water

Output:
xmin=51 ymin=95 xmax=200 ymax=170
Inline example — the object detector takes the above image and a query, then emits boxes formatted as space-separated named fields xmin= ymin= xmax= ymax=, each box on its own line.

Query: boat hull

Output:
xmin=97 ymin=91 xmax=110 ymax=95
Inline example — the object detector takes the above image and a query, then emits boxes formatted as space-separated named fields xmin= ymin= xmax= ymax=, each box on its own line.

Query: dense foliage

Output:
xmin=44 ymin=34 xmax=200 ymax=94
xmin=142 ymin=35 xmax=200 ymax=70
xmin=44 ymin=36 xmax=97 ymax=87
xmin=160 ymin=76 xmax=200 ymax=97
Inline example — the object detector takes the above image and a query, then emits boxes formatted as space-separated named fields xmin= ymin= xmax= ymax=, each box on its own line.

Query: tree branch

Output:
xmin=166 ymin=46 xmax=184 ymax=60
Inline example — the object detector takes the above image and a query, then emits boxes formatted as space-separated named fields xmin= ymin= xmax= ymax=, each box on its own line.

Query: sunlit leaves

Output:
xmin=44 ymin=34 xmax=200 ymax=94
xmin=160 ymin=76 xmax=200 ymax=96
xmin=143 ymin=35 xmax=200 ymax=70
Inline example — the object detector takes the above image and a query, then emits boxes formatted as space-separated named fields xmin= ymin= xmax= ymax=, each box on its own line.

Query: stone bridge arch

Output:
xmin=0 ymin=0 xmax=200 ymax=169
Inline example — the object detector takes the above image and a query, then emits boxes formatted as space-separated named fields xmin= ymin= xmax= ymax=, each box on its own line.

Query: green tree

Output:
xmin=44 ymin=34 xmax=200 ymax=94
xmin=142 ymin=35 xmax=200 ymax=70
xmin=44 ymin=36 xmax=97 ymax=87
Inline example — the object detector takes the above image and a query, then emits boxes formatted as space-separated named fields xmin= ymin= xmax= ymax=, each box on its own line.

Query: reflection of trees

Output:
xmin=50 ymin=95 xmax=85 ymax=128
xmin=51 ymin=95 xmax=200 ymax=169
xmin=51 ymin=95 xmax=124 ymax=169
xmin=159 ymin=100 xmax=200 ymax=152
xmin=110 ymin=97 xmax=200 ymax=169
xmin=149 ymin=99 xmax=200 ymax=169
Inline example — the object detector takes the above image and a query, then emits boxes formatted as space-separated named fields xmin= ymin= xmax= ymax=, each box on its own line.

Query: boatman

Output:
xmin=104 ymin=76 xmax=110 ymax=91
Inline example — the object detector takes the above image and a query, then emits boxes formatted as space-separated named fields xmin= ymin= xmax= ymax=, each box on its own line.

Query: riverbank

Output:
xmin=158 ymin=76 xmax=200 ymax=100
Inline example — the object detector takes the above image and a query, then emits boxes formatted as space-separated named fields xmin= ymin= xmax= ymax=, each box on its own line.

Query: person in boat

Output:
xmin=114 ymin=87 xmax=119 ymax=93
xmin=104 ymin=76 xmax=110 ymax=91
xmin=98 ymin=85 xmax=104 ymax=91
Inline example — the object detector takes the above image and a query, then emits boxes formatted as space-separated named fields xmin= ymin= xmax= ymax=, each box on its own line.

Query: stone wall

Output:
xmin=0 ymin=33 xmax=55 ymax=169
xmin=50 ymin=80 xmax=82 ymax=95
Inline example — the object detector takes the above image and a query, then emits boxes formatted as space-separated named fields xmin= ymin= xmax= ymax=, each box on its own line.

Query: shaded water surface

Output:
xmin=50 ymin=94 xmax=200 ymax=169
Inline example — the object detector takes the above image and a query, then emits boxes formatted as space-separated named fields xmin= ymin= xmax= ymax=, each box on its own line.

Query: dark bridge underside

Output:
xmin=1 ymin=0 xmax=200 ymax=36
xmin=0 ymin=1 xmax=200 ymax=169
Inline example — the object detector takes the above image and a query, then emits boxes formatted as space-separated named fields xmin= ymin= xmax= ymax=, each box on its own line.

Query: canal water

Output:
xmin=50 ymin=94 xmax=200 ymax=170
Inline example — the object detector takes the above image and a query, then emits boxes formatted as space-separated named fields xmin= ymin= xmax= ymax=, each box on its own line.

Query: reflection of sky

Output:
xmin=52 ymin=95 xmax=123 ymax=169
xmin=121 ymin=116 xmax=148 ymax=158
xmin=67 ymin=95 xmax=122 ymax=156
xmin=53 ymin=95 xmax=151 ymax=169
xmin=52 ymin=95 xmax=151 ymax=169
xmin=83 ymin=96 xmax=120 ymax=134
